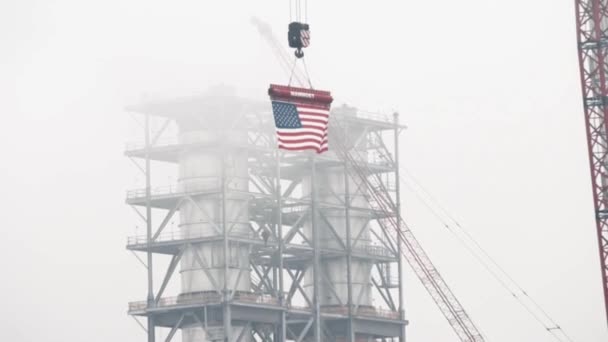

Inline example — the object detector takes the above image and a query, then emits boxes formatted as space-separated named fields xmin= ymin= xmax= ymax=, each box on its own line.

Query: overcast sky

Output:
xmin=1 ymin=0 xmax=606 ymax=341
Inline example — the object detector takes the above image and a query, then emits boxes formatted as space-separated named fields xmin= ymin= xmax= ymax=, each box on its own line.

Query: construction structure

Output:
xmin=124 ymin=87 xmax=408 ymax=342
xmin=574 ymin=0 xmax=608 ymax=326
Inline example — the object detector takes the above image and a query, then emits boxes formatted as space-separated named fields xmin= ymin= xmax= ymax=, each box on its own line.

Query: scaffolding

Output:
xmin=125 ymin=89 xmax=408 ymax=342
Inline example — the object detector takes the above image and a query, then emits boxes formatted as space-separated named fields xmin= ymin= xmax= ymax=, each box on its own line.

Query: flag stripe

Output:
xmin=276 ymin=127 xmax=327 ymax=134
xmin=278 ymin=142 xmax=328 ymax=150
xmin=299 ymin=118 xmax=328 ymax=125
xmin=279 ymin=133 xmax=327 ymax=141
xmin=278 ymin=140 xmax=329 ymax=148
xmin=298 ymin=108 xmax=329 ymax=115
xmin=278 ymin=137 xmax=328 ymax=144
xmin=277 ymin=131 xmax=327 ymax=138
xmin=299 ymin=112 xmax=329 ymax=118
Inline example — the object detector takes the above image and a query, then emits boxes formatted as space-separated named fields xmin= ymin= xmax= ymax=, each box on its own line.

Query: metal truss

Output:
xmin=125 ymin=100 xmax=407 ymax=341
xmin=575 ymin=0 xmax=608 ymax=326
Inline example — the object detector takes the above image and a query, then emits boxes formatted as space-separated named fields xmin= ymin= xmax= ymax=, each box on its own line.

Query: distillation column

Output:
xmin=176 ymin=111 xmax=252 ymax=342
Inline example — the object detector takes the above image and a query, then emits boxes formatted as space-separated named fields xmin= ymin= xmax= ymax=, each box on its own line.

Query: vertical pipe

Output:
xmin=344 ymin=156 xmax=355 ymax=342
xmin=204 ymin=305 xmax=208 ymax=330
xmin=273 ymin=265 xmax=278 ymax=296
xmin=221 ymin=150 xmax=232 ymax=342
xmin=393 ymin=112 xmax=405 ymax=342
xmin=277 ymin=150 xmax=287 ymax=342
xmin=145 ymin=113 xmax=155 ymax=342
xmin=311 ymin=155 xmax=321 ymax=342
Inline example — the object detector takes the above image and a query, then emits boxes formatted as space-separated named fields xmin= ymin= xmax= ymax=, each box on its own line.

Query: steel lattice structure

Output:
xmin=124 ymin=90 xmax=408 ymax=342
xmin=575 ymin=0 xmax=608 ymax=326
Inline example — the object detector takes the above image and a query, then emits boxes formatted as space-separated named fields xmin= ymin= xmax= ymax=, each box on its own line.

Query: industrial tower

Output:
xmin=125 ymin=88 xmax=408 ymax=342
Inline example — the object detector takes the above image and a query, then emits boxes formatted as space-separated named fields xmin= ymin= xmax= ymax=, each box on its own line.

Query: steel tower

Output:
xmin=125 ymin=87 xmax=407 ymax=341
xmin=575 ymin=0 xmax=608 ymax=325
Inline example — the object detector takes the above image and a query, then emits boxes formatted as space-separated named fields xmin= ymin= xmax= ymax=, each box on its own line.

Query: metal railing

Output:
xmin=128 ymin=292 xmax=279 ymax=312
xmin=129 ymin=294 xmax=399 ymax=320
xmin=320 ymin=306 xmax=401 ymax=320
xmin=126 ymin=178 xmax=251 ymax=200
xmin=332 ymin=110 xmax=393 ymax=125
xmin=127 ymin=229 xmax=255 ymax=246
xmin=352 ymin=244 xmax=394 ymax=258
xmin=126 ymin=184 xmax=182 ymax=199
xmin=356 ymin=111 xmax=392 ymax=124
xmin=233 ymin=292 xmax=279 ymax=306
xmin=357 ymin=306 xmax=401 ymax=320
xmin=125 ymin=134 xmax=274 ymax=154
xmin=125 ymin=137 xmax=178 ymax=151
xmin=127 ymin=228 xmax=393 ymax=259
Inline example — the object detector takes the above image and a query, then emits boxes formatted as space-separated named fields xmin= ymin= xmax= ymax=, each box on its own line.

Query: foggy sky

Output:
xmin=1 ymin=0 xmax=606 ymax=341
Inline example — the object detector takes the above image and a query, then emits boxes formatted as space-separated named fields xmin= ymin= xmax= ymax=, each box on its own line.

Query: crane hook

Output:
xmin=288 ymin=22 xmax=309 ymax=59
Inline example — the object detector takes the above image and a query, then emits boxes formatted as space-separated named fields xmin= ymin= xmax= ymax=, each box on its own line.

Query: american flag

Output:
xmin=271 ymin=100 xmax=329 ymax=153
xmin=301 ymin=29 xmax=310 ymax=47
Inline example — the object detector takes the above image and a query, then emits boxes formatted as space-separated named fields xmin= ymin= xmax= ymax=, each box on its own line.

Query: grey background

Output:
xmin=0 ymin=0 xmax=605 ymax=341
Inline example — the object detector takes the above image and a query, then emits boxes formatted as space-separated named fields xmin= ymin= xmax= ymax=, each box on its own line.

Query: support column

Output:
xmin=145 ymin=113 xmax=155 ymax=342
xmin=222 ymin=150 xmax=232 ymax=342
xmin=277 ymin=151 xmax=287 ymax=342
xmin=394 ymin=112 xmax=405 ymax=342
xmin=344 ymin=158 xmax=355 ymax=342
xmin=311 ymin=155 xmax=321 ymax=342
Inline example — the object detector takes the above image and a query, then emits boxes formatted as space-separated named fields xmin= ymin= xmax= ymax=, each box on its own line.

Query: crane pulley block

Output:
xmin=288 ymin=22 xmax=310 ymax=58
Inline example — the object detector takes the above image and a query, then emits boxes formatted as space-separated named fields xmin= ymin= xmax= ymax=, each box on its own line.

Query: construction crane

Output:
xmin=574 ymin=0 xmax=608 ymax=326
xmin=253 ymin=17 xmax=486 ymax=342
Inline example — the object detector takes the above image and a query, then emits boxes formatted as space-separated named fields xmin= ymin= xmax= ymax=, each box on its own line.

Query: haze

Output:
xmin=0 ymin=0 xmax=605 ymax=341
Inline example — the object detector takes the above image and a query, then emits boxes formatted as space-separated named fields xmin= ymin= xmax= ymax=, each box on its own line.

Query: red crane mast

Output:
xmin=574 ymin=0 xmax=608 ymax=326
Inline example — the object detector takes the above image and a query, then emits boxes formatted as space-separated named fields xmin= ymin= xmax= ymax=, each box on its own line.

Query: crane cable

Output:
xmin=399 ymin=168 xmax=575 ymax=342
xmin=287 ymin=0 xmax=313 ymax=88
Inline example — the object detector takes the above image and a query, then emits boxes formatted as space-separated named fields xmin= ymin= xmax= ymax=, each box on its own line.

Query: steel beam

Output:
xmin=310 ymin=156 xmax=321 ymax=342
xmin=284 ymin=208 xmax=310 ymax=244
xmin=145 ymin=113 xmax=155 ymax=342
xmin=286 ymin=268 xmax=312 ymax=307
xmin=221 ymin=152 xmax=232 ymax=342
xmin=344 ymin=159 xmax=355 ymax=342
xmin=277 ymin=149 xmax=287 ymax=342
xmin=184 ymin=196 xmax=223 ymax=235
xmin=164 ymin=314 xmax=184 ymax=342
xmin=372 ymin=276 xmax=396 ymax=311
xmin=151 ymin=118 xmax=171 ymax=146
xmin=190 ymin=245 xmax=222 ymax=294
xmin=152 ymin=200 xmax=182 ymax=241
xmin=235 ymin=322 xmax=252 ymax=342
xmin=155 ymin=248 xmax=184 ymax=303
xmin=318 ymin=212 xmax=347 ymax=250
xmin=296 ymin=318 xmax=314 ymax=342
xmin=394 ymin=112 xmax=406 ymax=340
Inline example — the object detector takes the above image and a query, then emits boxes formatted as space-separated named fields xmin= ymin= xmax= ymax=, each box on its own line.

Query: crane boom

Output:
xmin=574 ymin=0 xmax=608 ymax=326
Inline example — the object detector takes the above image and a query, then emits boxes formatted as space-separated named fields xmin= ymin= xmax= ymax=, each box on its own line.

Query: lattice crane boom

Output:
xmin=574 ymin=0 xmax=608 ymax=326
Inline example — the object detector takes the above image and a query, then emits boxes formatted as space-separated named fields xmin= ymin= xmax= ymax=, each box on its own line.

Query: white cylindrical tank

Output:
xmin=176 ymin=111 xmax=251 ymax=342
